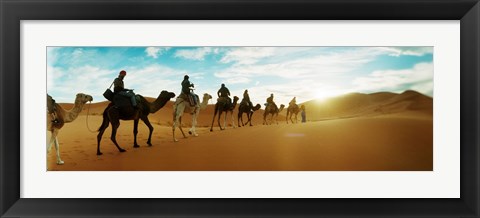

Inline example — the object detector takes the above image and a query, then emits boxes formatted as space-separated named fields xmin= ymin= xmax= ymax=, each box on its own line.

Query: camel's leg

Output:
xmin=97 ymin=110 xmax=111 ymax=155
xmin=53 ymin=136 xmax=64 ymax=165
xmin=248 ymin=112 xmax=253 ymax=126
xmin=48 ymin=130 xmax=55 ymax=153
xmin=178 ymin=116 xmax=187 ymax=138
xmin=238 ymin=112 xmax=243 ymax=127
xmin=263 ymin=113 xmax=267 ymax=125
xmin=96 ymin=122 xmax=109 ymax=156
xmin=133 ymin=119 xmax=140 ymax=148
xmin=50 ymin=129 xmax=64 ymax=165
xmin=188 ymin=108 xmax=196 ymax=136
xmin=172 ymin=115 xmax=179 ymax=142
xmin=222 ymin=111 xmax=227 ymax=129
xmin=286 ymin=110 xmax=290 ymax=124
xmin=141 ymin=116 xmax=154 ymax=146
xmin=190 ymin=110 xmax=199 ymax=136
xmin=230 ymin=111 xmax=236 ymax=128
xmin=218 ymin=111 xmax=225 ymax=130
xmin=242 ymin=112 xmax=247 ymax=126
xmin=188 ymin=115 xmax=194 ymax=135
xmin=243 ymin=112 xmax=248 ymax=126
xmin=110 ymin=121 xmax=126 ymax=152
xmin=210 ymin=108 xmax=218 ymax=132
xmin=172 ymin=105 xmax=180 ymax=142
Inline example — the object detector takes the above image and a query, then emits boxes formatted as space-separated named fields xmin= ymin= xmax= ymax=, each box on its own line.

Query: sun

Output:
xmin=313 ymin=89 xmax=344 ymax=102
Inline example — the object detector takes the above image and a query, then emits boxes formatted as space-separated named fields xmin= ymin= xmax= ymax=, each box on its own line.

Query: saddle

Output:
xmin=47 ymin=95 xmax=65 ymax=130
xmin=179 ymin=93 xmax=198 ymax=107
xmin=265 ymin=103 xmax=278 ymax=111
xmin=217 ymin=97 xmax=232 ymax=109
xmin=239 ymin=101 xmax=251 ymax=110
xmin=112 ymin=93 xmax=140 ymax=110
xmin=48 ymin=105 xmax=65 ymax=130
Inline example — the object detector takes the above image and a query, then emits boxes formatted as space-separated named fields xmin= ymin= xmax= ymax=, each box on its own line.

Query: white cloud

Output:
xmin=145 ymin=47 xmax=170 ymax=59
xmin=123 ymin=64 xmax=187 ymax=97
xmin=376 ymin=47 xmax=433 ymax=57
xmin=352 ymin=62 xmax=433 ymax=95
xmin=215 ymin=49 xmax=375 ymax=80
xmin=72 ymin=48 xmax=83 ymax=58
xmin=220 ymin=47 xmax=275 ymax=65
xmin=47 ymin=64 xmax=192 ymax=103
xmin=174 ymin=47 xmax=216 ymax=60
xmin=47 ymin=65 xmax=114 ymax=103
xmin=224 ymin=77 xmax=251 ymax=84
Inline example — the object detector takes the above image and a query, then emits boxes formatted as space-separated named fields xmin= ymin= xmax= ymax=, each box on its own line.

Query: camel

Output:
xmin=96 ymin=90 xmax=175 ymax=155
xmin=210 ymin=96 xmax=239 ymax=131
xmin=237 ymin=103 xmax=261 ymax=127
xmin=263 ymin=103 xmax=285 ymax=125
xmin=286 ymin=103 xmax=300 ymax=124
xmin=172 ymin=93 xmax=212 ymax=142
xmin=47 ymin=93 xmax=93 ymax=165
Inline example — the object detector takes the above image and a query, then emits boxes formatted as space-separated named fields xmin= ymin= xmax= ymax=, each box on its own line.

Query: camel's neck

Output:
xmin=150 ymin=96 xmax=170 ymax=113
xmin=199 ymin=97 xmax=209 ymax=110
xmin=63 ymin=100 xmax=86 ymax=123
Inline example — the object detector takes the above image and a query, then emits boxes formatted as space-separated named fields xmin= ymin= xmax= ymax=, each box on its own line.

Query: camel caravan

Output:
xmin=47 ymin=70 xmax=306 ymax=164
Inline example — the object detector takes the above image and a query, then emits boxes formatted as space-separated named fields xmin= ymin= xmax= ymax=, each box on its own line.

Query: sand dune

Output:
xmin=289 ymin=90 xmax=433 ymax=122
xmin=49 ymin=90 xmax=433 ymax=171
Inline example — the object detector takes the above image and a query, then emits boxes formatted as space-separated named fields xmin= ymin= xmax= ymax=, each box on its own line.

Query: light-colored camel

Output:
xmin=172 ymin=93 xmax=212 ymax=142
xmin=263 ymin=103 xmax=285 ymax=125
xmin=47 ymin=93 xmax=93 ymax=165
xmin=286 ymin=103 xmax=300 ymax=124
xmin=210 ymin=96 xmax=239 ymax=131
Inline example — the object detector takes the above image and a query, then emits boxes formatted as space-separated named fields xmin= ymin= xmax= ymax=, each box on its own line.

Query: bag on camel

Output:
xmin=103 ymin=89 xmax=114 ymax=101
xmin=103 ymin=82 xmax=115 ymax=101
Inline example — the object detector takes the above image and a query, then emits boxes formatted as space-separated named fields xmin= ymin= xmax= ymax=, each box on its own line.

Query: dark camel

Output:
xmin=96 ymin=90 xmax=175 ymax=155
xmin=263 ymin=103 xmax=285 ymax=125
xmin=210 ymin=96 xmax=239 ymax=131
xmin=286 ymin=103 xmax=300 ymax=124
xmin=237 ymin=103 xmax=261 ymax=127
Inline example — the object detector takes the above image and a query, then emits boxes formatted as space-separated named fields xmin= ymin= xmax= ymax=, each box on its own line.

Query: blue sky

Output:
xmin=47 ymin=46 xmax=433 ymax=104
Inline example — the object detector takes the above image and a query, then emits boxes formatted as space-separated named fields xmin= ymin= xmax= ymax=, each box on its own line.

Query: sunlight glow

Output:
xmin=313 ymin=89 xmax=343 ymax=102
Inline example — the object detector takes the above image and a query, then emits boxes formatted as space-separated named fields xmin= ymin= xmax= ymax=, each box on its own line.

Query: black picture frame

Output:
xmin=1 ymin=0 xmax=478 ymax=217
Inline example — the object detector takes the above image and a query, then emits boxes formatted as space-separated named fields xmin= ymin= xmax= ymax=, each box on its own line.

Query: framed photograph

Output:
xmin=1 ymin=0 xmax=478 ymax=217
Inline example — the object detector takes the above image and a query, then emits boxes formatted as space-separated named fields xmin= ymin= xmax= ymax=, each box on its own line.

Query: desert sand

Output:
xmin=48 ymin=90 xmax=433 ymax=171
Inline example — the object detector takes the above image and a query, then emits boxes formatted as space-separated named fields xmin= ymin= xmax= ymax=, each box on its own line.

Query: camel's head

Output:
xmin=279 ymin=104 xmax=285 ymax=110
xmin=233 ymin=96 xmax=239 ymax=102
xmin=76 ymin=93 xmax=93 ymax=104
xmin=253 ymin=104 xmax=262 ymax=111
xmin=159 ymin=90 xmax=176 ymax=100
xmin=203 ymin=93 xmax=212 ymax=101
